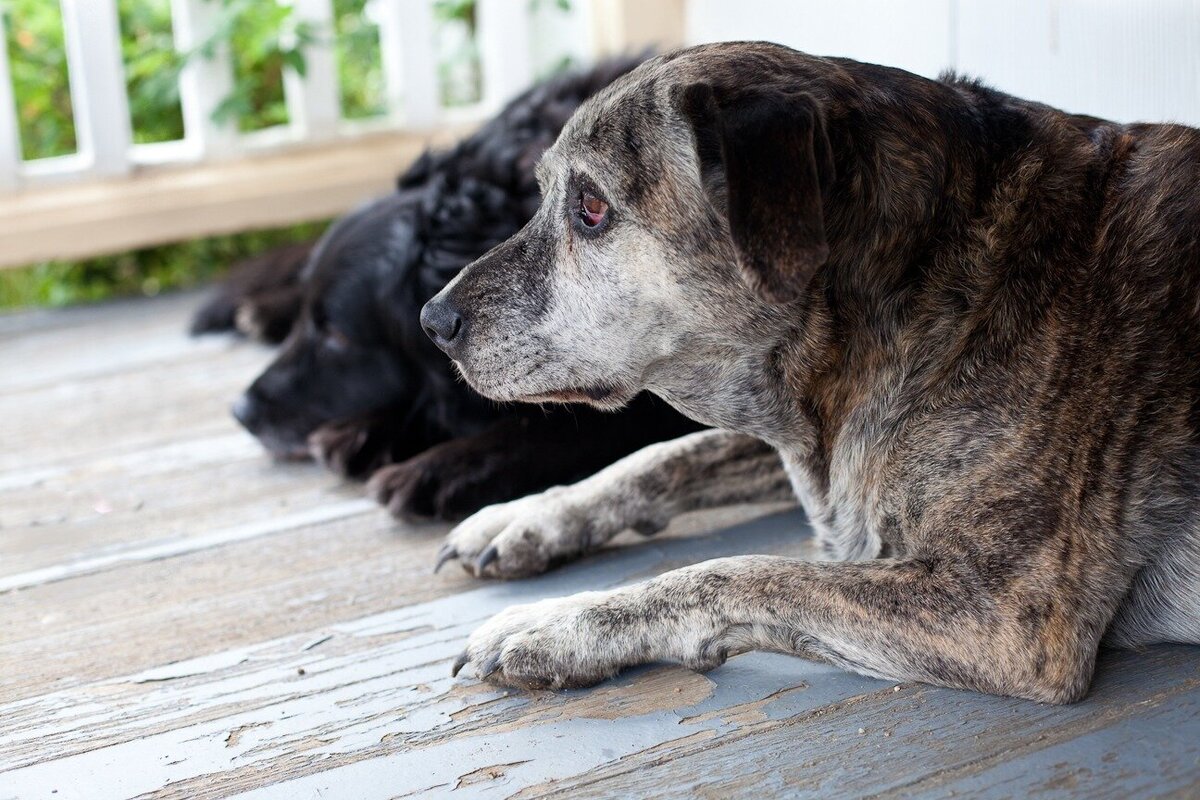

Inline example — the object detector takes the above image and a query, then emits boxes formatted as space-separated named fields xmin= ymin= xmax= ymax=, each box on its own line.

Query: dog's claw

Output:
xmin=474 ymin=544 xmax=499 ymax=575
xmin=451 ymin=651 xmax=469 ymax=677
xmin=433 ymin=544 xmax=458 ymax=574
xmin=479 ymin=654 xmax=502 ymax=678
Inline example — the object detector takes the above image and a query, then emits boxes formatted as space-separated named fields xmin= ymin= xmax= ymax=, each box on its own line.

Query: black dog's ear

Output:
xmin=678 ymin=82 xmax=834 ymax=304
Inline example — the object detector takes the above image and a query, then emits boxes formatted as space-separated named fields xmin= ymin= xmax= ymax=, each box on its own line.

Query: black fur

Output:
xmin=190 ymin=242 xmax=310 ymax=343
xmin=203 ymin=58 xmax=702 ymax=520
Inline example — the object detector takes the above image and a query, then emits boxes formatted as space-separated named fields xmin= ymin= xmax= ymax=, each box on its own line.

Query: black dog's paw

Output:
xmin=189 ymin=241 xmax=311 ymax=338
xmin=368 ymin=450 xmax=488 ymax=522
xmin=233 ymin=302 xmax=268 ymax=341
xmin=308 ymin=419 xmax=392 ymax=480
xmin=233 ymin=286 xmax=302 ymax=345
xmin=190 ymin=295 xmax=239 ymax=336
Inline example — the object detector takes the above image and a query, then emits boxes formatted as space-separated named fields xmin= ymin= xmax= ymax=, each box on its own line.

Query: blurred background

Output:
xmin=0 ymin=0 xmax=1197 ymax=311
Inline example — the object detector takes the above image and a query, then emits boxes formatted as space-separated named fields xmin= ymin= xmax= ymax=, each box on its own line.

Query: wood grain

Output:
xmin=1 ymin=294 xmax=1196 ymax=799
xmin=0 ymin=130 xmax=469 ymax=270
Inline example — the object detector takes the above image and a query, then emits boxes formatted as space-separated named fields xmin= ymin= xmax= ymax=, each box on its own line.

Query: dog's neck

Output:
xmin=659 ymin=71 xmax=1110 ymax=534
xmin=647 ymin=309 xmax=820 ymax=445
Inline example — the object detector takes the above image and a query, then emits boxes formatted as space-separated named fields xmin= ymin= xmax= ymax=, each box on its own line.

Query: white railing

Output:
xmin=0 ymin=0 xmax=684 ymax=269
xmin=0 ymin=0 xmax=578 ymax=192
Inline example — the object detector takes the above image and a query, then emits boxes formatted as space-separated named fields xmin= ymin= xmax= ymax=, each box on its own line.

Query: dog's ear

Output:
xmin=678 ymin=82 xmax=834 ymax=304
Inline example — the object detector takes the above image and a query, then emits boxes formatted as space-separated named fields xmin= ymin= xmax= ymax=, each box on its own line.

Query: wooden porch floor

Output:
xmin=1 ymin=293 xmax=1198 ymax=799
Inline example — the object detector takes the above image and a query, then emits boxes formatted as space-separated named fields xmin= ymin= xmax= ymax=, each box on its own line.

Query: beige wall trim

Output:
xmin=0 ymin=128 xmax=469 ymax=270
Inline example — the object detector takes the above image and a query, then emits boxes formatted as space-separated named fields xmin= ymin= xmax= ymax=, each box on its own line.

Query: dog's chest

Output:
xmin=781 ymin=418 xmax=898 ymax=562
xmin=780 ymin=384 xmax=923 ymax=561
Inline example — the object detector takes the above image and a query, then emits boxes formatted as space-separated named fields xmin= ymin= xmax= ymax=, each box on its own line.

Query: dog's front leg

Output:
xmin=455 ymin=554 xmax=1109 ymax=703
xmin=438 ymin=429 xmax=793 ymax=578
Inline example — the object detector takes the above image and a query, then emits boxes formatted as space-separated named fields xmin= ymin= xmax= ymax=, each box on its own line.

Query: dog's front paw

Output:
xmin=452 ymin=592 xmax=628 ymax=690
xmin=369 ymin=458 xmax=452 ymax=521
xmin=308 ymin=419 xmax=391 ymax=479
xmin=233 ymin=289 xmax=301 ymax=344
xmin=435 ymin=488 xmax=598 ymax=579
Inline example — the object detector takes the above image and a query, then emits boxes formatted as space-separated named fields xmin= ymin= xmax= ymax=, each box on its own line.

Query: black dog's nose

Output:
xmin=231 ymin=392 xmax=261 ymax=432
xmin=421 ymin=298 xmax=463 ymax=353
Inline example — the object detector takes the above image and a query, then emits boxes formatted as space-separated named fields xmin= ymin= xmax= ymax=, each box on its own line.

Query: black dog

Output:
xmin=190 ymin=242 xmax=311 ymax=344
xmin=199 ymin=58 xmax=702 ymax=521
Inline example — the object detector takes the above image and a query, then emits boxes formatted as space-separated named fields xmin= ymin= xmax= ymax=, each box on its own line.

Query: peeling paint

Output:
xmin=3 ymin=298 xmax=1199 ymax=799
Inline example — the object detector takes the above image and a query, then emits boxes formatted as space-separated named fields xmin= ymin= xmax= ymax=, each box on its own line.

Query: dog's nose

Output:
xmin=231 ymin=392 xmax=261 ymax=432
xmin=421 ymin=298 xmax=464 ymax=354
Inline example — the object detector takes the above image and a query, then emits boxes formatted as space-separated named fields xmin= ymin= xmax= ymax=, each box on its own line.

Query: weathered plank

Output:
xmin=0 ymin=513 xmax=826 ymax=799
xmin=4 ymin=503 xmax=1195 ymax=799
xmin=0 ymin=493 xmax=778 ymax=704
xmin=0 ymin=292 xmax=241 ymax=393
xmin=2 ymin=290 xmax=1198 ymax=800
xmin=0 ymin=438 xmax=368 ymax=582
xmin=527 ymin=647 xmax=1200 ymax=800
xmin=0 ymin=342 xmax=263 ymax=472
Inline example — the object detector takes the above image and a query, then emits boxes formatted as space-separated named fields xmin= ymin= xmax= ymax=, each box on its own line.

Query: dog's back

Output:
xmin=1075 ymin=119 xmax=1200 ymax=646
xmin=778 ymin=64 xmax=1200 ymax=649
xmin=927 ymin=78 xmax=1200 ymax=648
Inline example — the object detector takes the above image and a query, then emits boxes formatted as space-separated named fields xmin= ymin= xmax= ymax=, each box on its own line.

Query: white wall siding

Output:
xmin=957 ymin=0 xmax=1200 ymax=126
xmin=686 ymin=0 xmax=1200 ymax=126
xmin=685 ymin=0 xmax=954 ymax=80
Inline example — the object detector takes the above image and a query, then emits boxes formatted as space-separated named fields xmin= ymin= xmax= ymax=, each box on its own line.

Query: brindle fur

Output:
xmin=437 ymin=429 xmax=793 ymax=578
xmin=423 ymin=42 xmax=1200 ymax=703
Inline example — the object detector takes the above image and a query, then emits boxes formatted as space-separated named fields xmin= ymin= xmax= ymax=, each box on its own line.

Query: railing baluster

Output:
xmin=171 ymin=0 xmax=238 ymax=159
xmin=59 ymin=0 xmax=132 ymax=176
xmin=476 ymin=0 xmax=533 ymax=111
xmin=0 ymin=10 xmax=21 ymax=189
xmin=285 ymin=0 xmax=341 ymax=141
xmin=376 ymin=0 xmax=439 ymax=129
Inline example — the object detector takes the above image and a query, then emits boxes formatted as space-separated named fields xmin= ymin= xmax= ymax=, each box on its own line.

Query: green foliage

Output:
xmin=0 ymin=0 xmax=335 ymax=152
xmin=0 ymin=220 xmax=330 ymax=310
xmin=434 ymin=0 xmax=481 ymax=107
xmin=334 ymin=0 xmax=384 ymax=119
xmin=204 ymin=0 xmax=312 ymax=130
xmin=119 ymin=0 xmax=185 ymax=144
xmin=2 ymin=0 xmax=75 ymax=159
xmin=0 ymin=0 xmax=377 ymax=311
xmin=0 ymin=0 xmax=580 ymax=311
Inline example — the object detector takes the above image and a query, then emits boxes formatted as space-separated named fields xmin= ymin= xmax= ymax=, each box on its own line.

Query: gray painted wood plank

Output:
xmin=4 ymin=284 xmax=1199 ymax=800
xmin=0 ymin=514 xmax=820 ymax=799
xmin=0 ymin=343 xmax=265 ymax=473
xmin=4 ymin=509 xmax=1197 ymax=800
xmin=525 ymin=647 xmax=1200 ymax=800
xmin=0 ymin=433 xmax=371 ymax=581
xmin=0 ymin=504 xmax=779 ymax=704
xmin=0 ymin=292 xmax=235 ymax=394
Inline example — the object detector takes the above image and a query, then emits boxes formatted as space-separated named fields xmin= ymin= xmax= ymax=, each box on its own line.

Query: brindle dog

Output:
xmin=420 ymin=42 xmax=1200 ymax=703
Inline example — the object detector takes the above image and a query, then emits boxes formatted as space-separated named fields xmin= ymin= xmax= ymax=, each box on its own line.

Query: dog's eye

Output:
xmin=577 ymin=191 xmax=609 ymax=229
